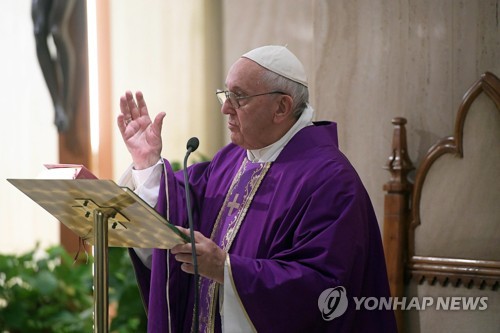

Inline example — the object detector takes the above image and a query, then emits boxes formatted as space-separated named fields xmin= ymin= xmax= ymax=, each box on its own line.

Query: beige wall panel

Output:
xmin=110 ymin=0 xmax=223 ymax=176
xmin=313 ymin=0 xmax=500 ymax=225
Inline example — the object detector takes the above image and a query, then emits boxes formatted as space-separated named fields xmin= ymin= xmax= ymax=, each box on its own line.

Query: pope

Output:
xmin=117 ymin=45 xmax=397 ymax=333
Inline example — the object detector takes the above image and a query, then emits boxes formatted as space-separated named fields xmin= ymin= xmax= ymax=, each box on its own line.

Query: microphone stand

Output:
xmin=183 ymin=137 xmax=200 ymax=333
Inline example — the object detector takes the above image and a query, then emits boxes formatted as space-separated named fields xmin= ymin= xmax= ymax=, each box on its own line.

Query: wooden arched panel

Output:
xmin=407 ymin=72 xmax=500 ymax=289
xmin=383 ymin=72 xmax=500 ymax=333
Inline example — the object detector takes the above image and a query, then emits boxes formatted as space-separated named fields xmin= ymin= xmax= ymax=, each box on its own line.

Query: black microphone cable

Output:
xmin=183 ymin=137 xmax=200 ymax=333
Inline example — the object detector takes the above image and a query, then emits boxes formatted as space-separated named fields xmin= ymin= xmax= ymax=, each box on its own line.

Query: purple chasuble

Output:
xmin=129 ymin=122 xmax=397 ymax=333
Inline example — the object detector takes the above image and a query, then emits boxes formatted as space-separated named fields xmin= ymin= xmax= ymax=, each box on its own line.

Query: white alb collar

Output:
xmin=247 ymin=104 xmax=314 ymax=163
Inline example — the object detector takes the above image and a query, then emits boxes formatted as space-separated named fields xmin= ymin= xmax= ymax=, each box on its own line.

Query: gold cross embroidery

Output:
xmin=227 ymin=193 xmax=241 ymax=215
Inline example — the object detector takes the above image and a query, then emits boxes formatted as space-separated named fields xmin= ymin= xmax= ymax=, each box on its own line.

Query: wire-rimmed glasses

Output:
xmin=216 ymin=89 xmax=287 ymax=109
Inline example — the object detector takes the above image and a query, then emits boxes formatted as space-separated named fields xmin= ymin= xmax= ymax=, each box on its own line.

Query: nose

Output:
xmin=221 ymin=99 xmax=235 ymax=115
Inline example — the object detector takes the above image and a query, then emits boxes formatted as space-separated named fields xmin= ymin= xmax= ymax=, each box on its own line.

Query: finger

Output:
xmin=176 ymin=227 xmax=206 ymax=244
xmin=171 ymin=243 xmax=194 ymax=255
xmin=171 ymin=243 xmax=183 ymax=254
xmin=152 ymin=112 xmax=166 ymax=137
xmin=120 ymin=95 xmax=134 ymax=122
xmin=178 ymin=226 xmax=200 ymax=238
xmin=119 ymin=95 xmax=130 ymax=115
xmin=174 ymin=253 xmax=194 ymax=264
xmin=136 ymin=91 xmax=149 ymax=117
xmin=181 ymin=263 xmax=194 ymax=274
xmin=126 ymin=91 xmax=140 ymax=120
xmin=192 ymin=230 xmax=206 ymax=242
xmin=117 ymin=113 xmax=127 ymax=135
xmin=131 ymin=91 xmax=144 ymax=119
xmin=176 ymin=227 xmax=201 ymax=241
xmin=176 ymin=226 xmax=190 ymax=236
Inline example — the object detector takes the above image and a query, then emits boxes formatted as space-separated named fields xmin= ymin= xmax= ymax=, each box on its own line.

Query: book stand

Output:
xmin=8 ymin=179 xmax=188 ymax=333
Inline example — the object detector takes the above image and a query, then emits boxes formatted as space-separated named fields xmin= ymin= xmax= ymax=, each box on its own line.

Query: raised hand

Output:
xmin=117 ymin=91 xmax=166 ymax=169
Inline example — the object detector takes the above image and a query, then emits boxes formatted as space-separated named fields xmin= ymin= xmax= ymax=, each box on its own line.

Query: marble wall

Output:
xmin=223 ymin=0 xmax=500 ymax=225
xmin=313 ymin=0 xmax=499 ymax=223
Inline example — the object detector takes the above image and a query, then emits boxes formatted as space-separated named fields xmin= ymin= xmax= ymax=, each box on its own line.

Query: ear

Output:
xmin=273 ymin=95 xmax=294 ymax=124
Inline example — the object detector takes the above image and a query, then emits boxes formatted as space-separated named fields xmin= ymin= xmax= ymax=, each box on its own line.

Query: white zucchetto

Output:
xmin=242 ymin=45 xmax=308 ymax=87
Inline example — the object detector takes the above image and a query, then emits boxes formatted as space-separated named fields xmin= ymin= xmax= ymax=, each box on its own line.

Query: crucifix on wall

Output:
xmin=32 ymin=0 xmax=76 ymax=132
xmin=32 ymin=0 xmax=92 ymax=255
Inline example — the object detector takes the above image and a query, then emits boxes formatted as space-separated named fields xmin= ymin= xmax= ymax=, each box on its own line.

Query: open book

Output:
xmin=8 ymin=165 xmax=189 ymax=249
xmin=37 ymin=164 xmax=98 ymax=180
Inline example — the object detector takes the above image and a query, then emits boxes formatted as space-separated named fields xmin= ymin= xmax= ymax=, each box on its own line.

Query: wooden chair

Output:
xmin=383 ymin=72 xmax=500 ymax=333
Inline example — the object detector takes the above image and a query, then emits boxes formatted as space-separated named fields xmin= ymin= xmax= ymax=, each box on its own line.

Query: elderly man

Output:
xmin=117 ymin=45 xmax=396 ymax=333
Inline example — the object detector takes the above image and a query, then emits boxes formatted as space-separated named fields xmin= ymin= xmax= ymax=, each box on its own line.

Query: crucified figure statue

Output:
xmin=32 ymin=0 xmax=76 ymax=132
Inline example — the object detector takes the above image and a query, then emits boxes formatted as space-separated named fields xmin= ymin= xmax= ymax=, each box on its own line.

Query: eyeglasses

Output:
xmin=216 ymin=89 xmax=287 ymax=109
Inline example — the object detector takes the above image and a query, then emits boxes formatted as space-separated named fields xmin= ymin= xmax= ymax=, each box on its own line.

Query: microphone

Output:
xmin=186 ymin=137 xmax=200 ymax=153
xmin=183 ymin=137 xmax=200 ymax=333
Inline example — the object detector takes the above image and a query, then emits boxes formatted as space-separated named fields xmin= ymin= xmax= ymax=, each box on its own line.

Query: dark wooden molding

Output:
xmin=57 ymin=0 xmax=91 ymax=255
xmin=383 ymin=117 xmax=414 ymax=333
xmin=409 ymin=256 xmax=500 ymax=290
xmin=383 ymin=117 xmax=415 ymax=288
xmin=384 ymin=117 xmax=415 ymax=193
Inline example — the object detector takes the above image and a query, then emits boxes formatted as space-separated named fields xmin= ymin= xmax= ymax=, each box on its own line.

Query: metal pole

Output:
xmin=93 ymin=210 xmax=109 ymax=333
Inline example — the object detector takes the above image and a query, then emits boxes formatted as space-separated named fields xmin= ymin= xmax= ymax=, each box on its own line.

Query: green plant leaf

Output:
xmin=32 ymin=270 xmax=59 ymax=295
